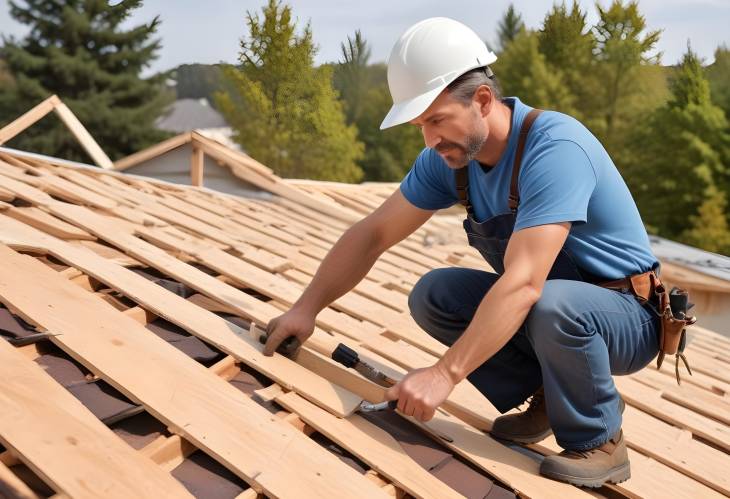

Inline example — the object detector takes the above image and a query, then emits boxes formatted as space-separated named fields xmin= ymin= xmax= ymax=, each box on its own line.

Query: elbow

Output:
xmin=521 ymin=283 xmax=543 ymax=309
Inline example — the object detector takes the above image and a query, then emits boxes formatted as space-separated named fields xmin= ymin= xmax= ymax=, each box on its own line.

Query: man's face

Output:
xmin=409 ymin=91 xmax=488 ymax=168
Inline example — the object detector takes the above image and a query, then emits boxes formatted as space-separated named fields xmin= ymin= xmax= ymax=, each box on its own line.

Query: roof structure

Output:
xmin=0 ymin=100 xmax=729 ymax=499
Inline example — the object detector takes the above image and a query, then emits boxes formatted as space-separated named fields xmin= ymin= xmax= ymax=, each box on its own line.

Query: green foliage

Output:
xmin=171 ymin=63 xmax=224 ymax=106
xmin=215 ymin=0 xmax=363 ymax=182
xmin=355 ymin=83 xmax=424 ymax=182
xmin=0 ymin=0 xmax=171 ymax=161
xmin=681 ymin=186 xmax=730 ymax=254
xmin=333 ymin=30 xmax=371 ymax=124
xmin=496 ymin=4 xmax=524 ymax=53
xmin=624 ymin=48 xmax=730 ymax=248
xmin=592 ymin=0 xmax=661 ymax=152
xmin=495 ymin=28 xmax=576 ymax=114
xmin=705 ymin=46 xmax=730 ymax=119
xmin=537 ymin=1 xmax=596 ymax=122
xmin=331 ymin=34 xmax=422 ymax=182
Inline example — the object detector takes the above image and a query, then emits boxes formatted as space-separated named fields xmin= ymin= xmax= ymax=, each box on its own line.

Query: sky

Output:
xmin=1 ymin=0 xmax=729 ymax=77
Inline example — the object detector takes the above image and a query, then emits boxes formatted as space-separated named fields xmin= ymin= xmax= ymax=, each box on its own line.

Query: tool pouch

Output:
xmin=652 ymin=273 xmax=697 ymax=384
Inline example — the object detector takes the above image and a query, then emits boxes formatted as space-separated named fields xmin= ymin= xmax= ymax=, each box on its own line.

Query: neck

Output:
xmin=474 ymin=100 xmax=512 ymax=165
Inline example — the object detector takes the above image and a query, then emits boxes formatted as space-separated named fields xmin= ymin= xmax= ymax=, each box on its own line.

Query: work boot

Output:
xmin=491 ymin=389 xmax=626 ymax=445
xmin=540 ymin=430 xmax=630 ymax=488
xmin=490 ymin=387 xmax=551 ymax=444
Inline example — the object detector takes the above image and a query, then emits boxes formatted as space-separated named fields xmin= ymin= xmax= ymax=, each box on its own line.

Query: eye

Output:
xmin=432 ymin=118 xmax=443 ymax=125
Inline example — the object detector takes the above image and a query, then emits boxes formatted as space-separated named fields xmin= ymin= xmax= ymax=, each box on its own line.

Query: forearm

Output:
xmin=292 ymin=222 xmax=383 ymax=315
xmin=437 ymin=271 xmax=541 ymax=383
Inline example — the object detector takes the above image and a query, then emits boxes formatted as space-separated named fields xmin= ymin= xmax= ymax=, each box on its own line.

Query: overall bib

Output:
xmin=408 ymin=109 xmax=661 ymax=449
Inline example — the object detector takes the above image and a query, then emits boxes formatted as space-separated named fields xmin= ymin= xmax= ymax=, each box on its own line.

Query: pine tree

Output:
xmin=333 ymin=30 xmax=371 ymax=124
xmin=495 ymin=28 xmax=575 ymax=114
xmin=537 ymin=1 xmax=596 ymax=122
xmin=216 ymin=0 xmax=363 ymax=182
xmin=706 ymin=46 xmax=730 ymax=120
xmin=681 ymin=186 xmax=730 ymax=254
xmin=355 ymin=82 xmax=424 ymax=182
xmin=0 ymin=0 xmax=171 ymax=161
xmin=496 ymin=4 xmax=524 ymax=53
xmin=592 ymin=0 xmax=661 ymax=154
xmin=625 ymin=47 xmax=730 ymax=252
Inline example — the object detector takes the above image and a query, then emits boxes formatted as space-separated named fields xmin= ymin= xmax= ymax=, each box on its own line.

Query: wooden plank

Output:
xmin=0 ymin=186 xmax=14 ymax=202
xmin=190 ymin=146 xmax=204 ymax=187
xmin=52 ymin=101 xmax=113 ymax=169
xmin=3 ymin=206 xmax=95 ymax=240
xmin=614 ymin=376 xmax=730 ymax=451
xmin=0 ymin=336 xmax=192 ymax=498
xmin=0 ymin=460 xmax=39 ymax=499
xmin=0 ymin=245 xmax=387 ymax=499
xmin=0 ymin=214 xmax=362 ymax=418
xmin=276 ymin=391 xmax=466 ymax=499
xmin=32 ymin=172 xmax=117 ymax=210
xmin=532 ymin=433 xmax=725 ymax=499
xmin=414 ymin=407 xmax=591 ymax=498
xmin=620 ymin=405 xmax=730 ymax=496
xmin=113 ymin=132 xmax=190 ymax=171
xmin=0 ymin=95 xmax=58 ymax=145
xmin=113 ymin=133 xmax=192 ymax=171
xmin=0 ymin=171 xmax=56 ymax=206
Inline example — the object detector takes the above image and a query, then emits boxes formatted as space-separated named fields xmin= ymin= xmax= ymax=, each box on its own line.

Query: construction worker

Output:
xmin=264 ymin=17 xmax=665 ymax=488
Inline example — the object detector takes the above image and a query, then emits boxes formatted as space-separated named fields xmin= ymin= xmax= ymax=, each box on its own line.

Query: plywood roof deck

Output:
xmin=0 ymin=146 xmax=727 ymax=499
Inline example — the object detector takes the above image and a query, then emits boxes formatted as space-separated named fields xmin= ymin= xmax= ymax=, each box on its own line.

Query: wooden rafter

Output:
xmin=0 ymin=95 xmax=113 ymax=170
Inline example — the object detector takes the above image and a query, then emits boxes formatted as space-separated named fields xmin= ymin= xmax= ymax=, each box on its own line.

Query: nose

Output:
xmin=422 ymin=126 xmax=440 ymax=149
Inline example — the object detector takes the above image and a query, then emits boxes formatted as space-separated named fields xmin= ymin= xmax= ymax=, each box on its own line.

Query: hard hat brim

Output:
xmin=379 ymin=84 xmax=447 ymax=130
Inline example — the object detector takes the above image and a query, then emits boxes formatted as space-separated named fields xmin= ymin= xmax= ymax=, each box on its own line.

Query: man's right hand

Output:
xmin=262 ymin=307 xmax=316 ymax=356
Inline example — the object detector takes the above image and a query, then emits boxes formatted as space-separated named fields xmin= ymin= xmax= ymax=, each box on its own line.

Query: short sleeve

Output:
xmin=399 ymin=148 xmax=458 ymax=211
xmin=514 ymin=140 xmax=597 ymax=231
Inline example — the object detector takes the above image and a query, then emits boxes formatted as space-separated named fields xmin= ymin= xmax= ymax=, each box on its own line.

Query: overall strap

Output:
xmin=508 ymin=109 xmax=543 ymax=212
xmin=455 ymin=163 xmax=473 ymax=215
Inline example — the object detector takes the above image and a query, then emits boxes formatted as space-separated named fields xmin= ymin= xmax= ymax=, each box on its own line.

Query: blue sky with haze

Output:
xmin=1 ymin=0 xmax=728 ymax=76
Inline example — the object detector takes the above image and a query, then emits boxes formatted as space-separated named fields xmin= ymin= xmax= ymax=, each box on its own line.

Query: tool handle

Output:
xmin=331 ymin=342 xmax=359 ymax=368
xmin=258 ymin=333 xmax=301 ymax=356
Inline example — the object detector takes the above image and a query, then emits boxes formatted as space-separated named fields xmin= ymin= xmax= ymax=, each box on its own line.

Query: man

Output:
xmin=264 ymin=17 xmax=663 ymax=487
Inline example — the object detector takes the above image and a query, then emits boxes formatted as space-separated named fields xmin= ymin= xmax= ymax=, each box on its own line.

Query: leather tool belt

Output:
xmin=597 ymin=271 xmax=697 ymax=384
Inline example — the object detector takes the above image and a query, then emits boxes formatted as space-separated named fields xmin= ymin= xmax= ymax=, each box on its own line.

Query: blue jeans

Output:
xmin=409 ymin=268 xmax=660 ymax=450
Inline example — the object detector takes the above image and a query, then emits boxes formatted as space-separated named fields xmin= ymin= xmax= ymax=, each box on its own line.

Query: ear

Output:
xmin=473 ymin=85 xmax=493 ymax=118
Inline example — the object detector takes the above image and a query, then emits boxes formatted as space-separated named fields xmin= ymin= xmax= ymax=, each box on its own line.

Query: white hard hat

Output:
xmin=380 ymin=17 xmax=497 ymax=130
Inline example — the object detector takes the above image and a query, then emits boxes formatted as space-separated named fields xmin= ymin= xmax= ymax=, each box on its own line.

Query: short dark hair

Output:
xmin=446 ymin=66 xmax=502 ymax=104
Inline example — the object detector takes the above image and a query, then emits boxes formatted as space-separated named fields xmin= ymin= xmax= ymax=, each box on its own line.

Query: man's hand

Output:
xmin=263 ymin=307 xmax=316 ymax=356
xmin=384 ymin=365 xmax=455 ymax=422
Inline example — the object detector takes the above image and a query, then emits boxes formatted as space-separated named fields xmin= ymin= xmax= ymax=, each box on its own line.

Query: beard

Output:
xmin=436 ymin=131 xmax=487 ymax=168
xmin=435 ymin=112 xmax=488 ymax=168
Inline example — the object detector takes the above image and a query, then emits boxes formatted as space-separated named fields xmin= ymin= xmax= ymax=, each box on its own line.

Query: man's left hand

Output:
xmin=384 ymin=365 xmax=455 ymax=422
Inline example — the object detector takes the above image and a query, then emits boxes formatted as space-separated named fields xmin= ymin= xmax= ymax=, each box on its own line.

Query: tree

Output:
xmin=592 ymin=0 xmax=661 ymax=155
xmin=0 ymin=0 xmax=171 ymax=161
xmin=333 ymin=30 xmax=371 ymax=124
xmin=681 ymin=186 xmax=730 ymax=254
xmin=355 ymin=82 xmax=424 ymax=181
xmin=496 ymin=4 xmax=524 ymax=53
xmin=216 ymin=0 xmax=363 ymax=182
xmin=495 ymin=28 xmax=576 ymax=114
xmin=625 ymin=48 xmax=730 ymax=252
xmin=171 ymin=64 xmax=224 ymax=106
xmin=706 ymin=45 xmax=730 ymax=120
xmin=537 ymin=1 xmax=596 ymax=122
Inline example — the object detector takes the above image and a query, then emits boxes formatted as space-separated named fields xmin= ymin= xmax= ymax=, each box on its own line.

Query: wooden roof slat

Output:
xmin=277 ymin=391 xmax=467 ymax=499
xmin=0 ymin=334 xmax=193 ymax=499
xmin=0 ymin=245 xmax=387 ymax=499
xmin=0 ymin=214 xmax=362 ymax=418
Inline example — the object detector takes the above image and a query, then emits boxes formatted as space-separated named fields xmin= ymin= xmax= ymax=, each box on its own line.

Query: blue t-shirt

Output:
xmin=400 ymin=97 xmax=658 ymax=280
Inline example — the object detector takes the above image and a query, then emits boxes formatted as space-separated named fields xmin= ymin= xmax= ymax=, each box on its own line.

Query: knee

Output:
xmin=524 ymin=281 xmax=584 ymax=347
xmin=408 ymin=268 xmax=450 ymax=329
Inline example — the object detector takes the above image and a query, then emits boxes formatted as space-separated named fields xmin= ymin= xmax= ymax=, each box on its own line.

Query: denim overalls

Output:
xmin=408 ymin=109 xmax=660 ymax=450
